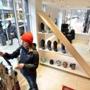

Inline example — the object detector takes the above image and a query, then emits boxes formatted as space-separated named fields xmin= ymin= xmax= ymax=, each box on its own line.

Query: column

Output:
xmin=28 ymin=0 xmax=42 ymax=44
xmin=57 ymin=11 xmax=63 ymax=31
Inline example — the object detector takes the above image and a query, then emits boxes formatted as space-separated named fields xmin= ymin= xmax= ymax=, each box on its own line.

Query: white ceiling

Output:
xmin=43 ymin=0 xmax=90 ymax=9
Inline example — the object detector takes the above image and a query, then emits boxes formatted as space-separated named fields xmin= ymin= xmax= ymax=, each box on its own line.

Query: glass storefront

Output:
xmin=0 ymin=0 xmax=31 ymax=45
xmin=42 ymin=4 xmax=90 ymax=34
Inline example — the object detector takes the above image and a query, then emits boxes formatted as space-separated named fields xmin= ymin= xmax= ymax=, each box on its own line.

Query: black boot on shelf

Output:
xmin=53 ymin=41 xmax=58 ymax=52
xmin=40 ymin=39 xmax=45 ymax=49
xmin=47 ymin=40 xmax=52 ymax=50
xmin=49 ymin=59 xmax=54 ymax=65
xmin=70 ymin=63 xmax=76 ymax=70
xmin=61 ymin=44 xmax=66 ymax=53
xmin=40 ymin=22 xmax=45 ymax=33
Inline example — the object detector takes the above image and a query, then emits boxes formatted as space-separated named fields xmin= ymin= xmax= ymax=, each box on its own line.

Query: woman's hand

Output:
xmin=15 ymin=63 xmax=25 ymax=69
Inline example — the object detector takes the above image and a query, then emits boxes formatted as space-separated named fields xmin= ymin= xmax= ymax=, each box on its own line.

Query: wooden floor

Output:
xmin=18 ymin=64 xmax=90 ymax=90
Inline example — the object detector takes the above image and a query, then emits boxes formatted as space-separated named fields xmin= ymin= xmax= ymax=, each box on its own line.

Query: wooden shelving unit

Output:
xmin=37 ymin=11 xmax=90 ymax=79
xmin=39 ymin=49 xmax=90 ymax=79
xmin=37 ymin=32 xmax=90 ymax=79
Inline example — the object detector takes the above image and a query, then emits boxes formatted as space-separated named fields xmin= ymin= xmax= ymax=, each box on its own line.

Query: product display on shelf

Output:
xmin=62 ymin=61 xmax=68 ymax=68
xmin=40 ymin=22 xmax=45 ymax=32
xmin=70 ymin=63 xmax=76 ymax=70
xmin=38 ymin=11 xmax=90 ymax=79
xmin=40 ymin=57 xmax=47 ymax=63
xmin=40 ymin=39 xmax=45 ymax=49
xmin=61 ymin=24 xmax=69 ymax=53
xmin=49 ymin=59 xmax=54 ymax=65
xmin=61 ymin=24 xmax=76 ymax=52
xmin=61 ymin=24 xmax=69 ymax=34
xmin=53 ymin=41 xmax=58 ymax=51
xmin=40 ymin=56 xmax=77 ymax=71
xmin=61 ymin=44 xmax=66 ymax=53
xmin=65 ymin=29 xmax=75 ymax=44
xmin=47 ymin=40 xmax=52 ymax=50
xmin=56 ymin=60 xmax=62 ymax=66
xmin=38 ymin=23 xmax=87 ymax=78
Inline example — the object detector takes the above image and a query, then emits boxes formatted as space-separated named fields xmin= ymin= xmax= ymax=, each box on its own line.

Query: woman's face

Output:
xmin=22 ymin=41 xmax=30 ymax=49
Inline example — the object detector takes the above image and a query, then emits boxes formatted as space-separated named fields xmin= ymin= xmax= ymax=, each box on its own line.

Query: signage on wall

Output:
xmin=62 ymin=85 xmax=75 ymax=90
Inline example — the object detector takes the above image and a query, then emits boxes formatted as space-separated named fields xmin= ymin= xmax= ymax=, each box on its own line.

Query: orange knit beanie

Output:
xmin=21 ymin=32 xmax=33 ymax=44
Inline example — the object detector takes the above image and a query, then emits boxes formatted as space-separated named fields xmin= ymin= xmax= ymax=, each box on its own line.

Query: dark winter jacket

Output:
xmin=7 ymin=24 xmax=17 ymax=39
xmin=2 ymin=46 xmax=39 ymax=74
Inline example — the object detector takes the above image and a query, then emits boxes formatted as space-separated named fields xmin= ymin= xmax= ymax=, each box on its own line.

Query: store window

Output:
xmin=0 ymin=0 xmax=31 ymax=46
xmin=14 ymin=0 xmax=31 ymax=36
xmin=58 ymin=9 xmax=90 ymax=34
xmin=2 ymin=0 xmax=8 ymax=7
xmin=42 ymin=5 xmax=90 ymax=34
xmin=66 ymin=9 xmax=87 ymax=33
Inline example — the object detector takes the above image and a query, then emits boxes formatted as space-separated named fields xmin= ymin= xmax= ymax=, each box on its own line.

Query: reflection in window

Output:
xmin=8 ymin=0 xmax=13 ymax=8
xmin=2 ymin=0 xmax=8 ymax=6
xmin=0 ymin=14 xmax=1 ymax=19
xmin=66 ymin=9 xmax=87 ymax=33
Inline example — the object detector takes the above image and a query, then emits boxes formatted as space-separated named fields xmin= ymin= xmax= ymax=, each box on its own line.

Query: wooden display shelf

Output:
xmin=37 ymin=11 xmax=90 ymax=78
xmin=38 ymin=32 xmax=54 ymax=39
xmin=38 ymin=32 xmax=53 ymax=34
xmin=37 ymin=32 xmax=57 ymax=48
xmin=39 ymin=49 xmax=90 ymax=79
xmin=40 ymin=62 xmax=90 ymax=79
xmin=38 ymin=48 xmax=72 ymax=57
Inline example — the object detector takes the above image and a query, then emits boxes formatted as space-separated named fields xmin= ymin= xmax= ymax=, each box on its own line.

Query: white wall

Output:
xmin=28 ymin=0 xmax=42 ymax=44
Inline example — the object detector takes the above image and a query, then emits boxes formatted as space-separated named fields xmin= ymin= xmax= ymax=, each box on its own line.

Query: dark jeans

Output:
xmin=21 ymin=70 xmax=38 ymax=90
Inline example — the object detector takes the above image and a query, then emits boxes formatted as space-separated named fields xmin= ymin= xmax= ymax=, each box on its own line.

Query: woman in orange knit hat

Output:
xmin=0 ymin=32 xmax=39 ymax=90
